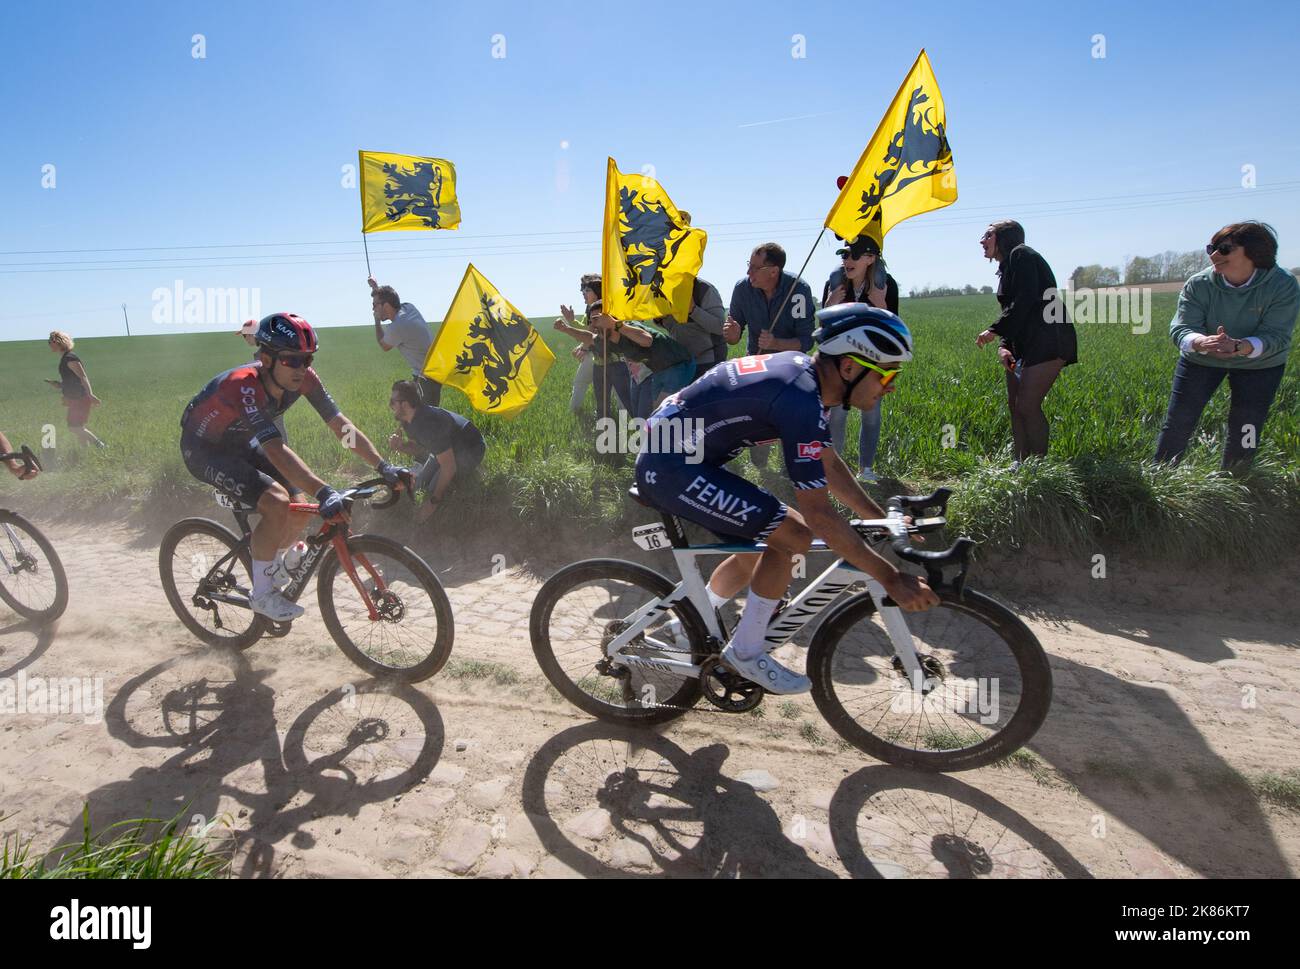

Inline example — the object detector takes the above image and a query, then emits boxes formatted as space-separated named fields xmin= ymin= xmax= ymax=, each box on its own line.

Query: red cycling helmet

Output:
xmin=255 ymin=313 xmax=319 ymax=354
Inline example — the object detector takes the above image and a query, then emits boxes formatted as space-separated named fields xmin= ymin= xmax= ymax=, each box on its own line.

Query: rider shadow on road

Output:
xmin=522 ymin=722 xmax=837 ymax=878
xmin=1028 ymin=654 xmax=1292 ymax=877
xmin=46 ymin=648 xmax=444 ymax=878
xmin=0 ymin=614 xmax=59 ymax=677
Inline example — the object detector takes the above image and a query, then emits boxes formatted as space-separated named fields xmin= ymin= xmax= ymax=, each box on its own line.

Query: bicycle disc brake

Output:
xmin=700 ymin=656 xmax=764 ymax=713
xmin=891 ymin=652 xmax=946 ymax=694
xmin=372 ymin=588 xmax=405 ymax=622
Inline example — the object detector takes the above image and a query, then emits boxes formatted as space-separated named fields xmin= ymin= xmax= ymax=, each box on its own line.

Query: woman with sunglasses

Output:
xmin=975 ymin=221 xmax=1078 ymax=465
xmin=1154 ymin=221 xmax=1298 ymax=468
xmin=823 ymin=236 xmax=898 ymax=483
xmin=179 ymin=313 xmax=408 ymax=622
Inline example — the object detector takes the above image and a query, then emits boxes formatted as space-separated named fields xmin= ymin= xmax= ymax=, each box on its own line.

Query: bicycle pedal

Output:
xmin=265 ymin=620 xmax=294 ymax=638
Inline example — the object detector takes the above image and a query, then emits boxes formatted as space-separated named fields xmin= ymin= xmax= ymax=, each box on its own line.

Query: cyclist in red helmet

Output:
xmin=180 ymin=312 xmax=409 ymax=621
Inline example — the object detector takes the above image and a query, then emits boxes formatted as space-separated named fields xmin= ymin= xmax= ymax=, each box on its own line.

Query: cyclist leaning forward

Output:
xmin=179 ymin=313 xmax=409 ymax=622
xmin=635 ymin=303 xmax=939 ymax=695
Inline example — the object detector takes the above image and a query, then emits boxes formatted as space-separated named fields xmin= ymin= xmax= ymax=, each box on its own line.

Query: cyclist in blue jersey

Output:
xmin=180 ymin=313 xmax=409 ymax=622
xmin=636 ymin=304 xmax=939 ymax=694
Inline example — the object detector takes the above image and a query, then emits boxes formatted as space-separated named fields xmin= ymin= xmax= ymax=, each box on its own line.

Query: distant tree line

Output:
xmin=1071 ymin=249 xmax=1212 ymax=288
xmin=907 ymin=284 xmax=995 ymax=299
xmin=903 ymin=252 xmax=1297 ymax=300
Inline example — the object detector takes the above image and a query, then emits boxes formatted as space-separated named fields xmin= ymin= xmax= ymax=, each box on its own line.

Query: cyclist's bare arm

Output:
xmin=328 ymin=413 xmax=384 ymax=468
xmin=260 ymin=439 xmax=328 ymax=496
xmin=793 ymin=487 xmax=938 ymax=611
xmin=1 ymin=431 xmax=21 ymax=475
xmin=821 ymin=446 xmax=886 ymax=519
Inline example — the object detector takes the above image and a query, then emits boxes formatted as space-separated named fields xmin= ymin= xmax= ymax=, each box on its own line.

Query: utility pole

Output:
xmin=122 ymin=303 xmax=130 ymax=336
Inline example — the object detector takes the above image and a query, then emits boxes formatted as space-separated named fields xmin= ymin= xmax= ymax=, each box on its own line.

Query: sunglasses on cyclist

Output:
xmin=846 ymin=354 xmax=899 ymax=386
xmin=1206 ymin=242 xmax=1238 ymax=257
xmin=275 ymin=353 xmax=314 ymax=369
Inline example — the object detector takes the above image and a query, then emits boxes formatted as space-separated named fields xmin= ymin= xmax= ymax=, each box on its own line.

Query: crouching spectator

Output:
xmin=386 ymin=381 xmax=487 ymax=524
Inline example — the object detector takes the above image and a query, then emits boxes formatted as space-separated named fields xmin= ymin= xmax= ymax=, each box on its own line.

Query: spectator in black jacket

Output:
xmin=976 ymin=220 xmax=1078 ymax=464
xmin=823 ymin=236 xmax=898 ymax=482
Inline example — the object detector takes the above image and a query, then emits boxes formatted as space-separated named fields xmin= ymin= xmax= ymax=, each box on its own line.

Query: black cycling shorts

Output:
xmin=634 ymin=450 xmax=786 ymax=543
xmin=181 ymin=436 xmax=292 ymax=506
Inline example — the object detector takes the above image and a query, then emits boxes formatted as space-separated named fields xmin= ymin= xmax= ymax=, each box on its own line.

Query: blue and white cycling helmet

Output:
xmin=814 ymin=304 xmax=913 ymax=409
xmin=813 ymin=303 xmax=913 ymax=366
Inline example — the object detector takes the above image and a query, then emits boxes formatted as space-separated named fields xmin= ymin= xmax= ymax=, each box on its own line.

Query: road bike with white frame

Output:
xmin=530 ymin=486 xmax=1051 ymax=771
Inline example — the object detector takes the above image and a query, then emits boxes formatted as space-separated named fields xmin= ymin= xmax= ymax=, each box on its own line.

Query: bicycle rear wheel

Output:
xmin=530 ymin=559 xmax=708 ymax=726
xmin=0 ymin=511 xmax=69 ymax=623
xmin=317 ymin=535 xmax=453 ymax=682
xmin=158 ymin=518 xmax=266 ymax=650
xmin=808 ymin=588 xmax=1052 ymax=771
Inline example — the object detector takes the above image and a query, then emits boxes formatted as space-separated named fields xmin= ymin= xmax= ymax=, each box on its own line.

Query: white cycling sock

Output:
xmin=706 ymin=584 xmax=731 ymax=612
xmin=252 ymin=559 xmax=276 ymax=598
xmin=730 ymin=593 xmax=781 ymax=660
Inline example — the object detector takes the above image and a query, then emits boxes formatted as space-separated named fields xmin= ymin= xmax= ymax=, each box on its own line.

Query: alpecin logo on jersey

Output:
xmin=797 ymin=441 xmax=824 ymax=460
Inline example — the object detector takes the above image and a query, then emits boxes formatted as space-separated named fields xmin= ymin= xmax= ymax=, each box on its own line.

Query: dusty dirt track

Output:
xmin=1 ymin=506 xmax=1297 ymax=879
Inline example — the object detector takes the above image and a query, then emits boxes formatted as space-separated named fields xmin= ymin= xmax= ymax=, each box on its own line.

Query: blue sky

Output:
xmin=2 ymin=0 xmax=1298 ymax=341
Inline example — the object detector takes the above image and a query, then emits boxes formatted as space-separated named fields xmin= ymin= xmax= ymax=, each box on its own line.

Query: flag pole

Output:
xmin=762 ymin=226 xmax=828 ymax=342
xmin=362 ymin=233 xmax=372 ymax=278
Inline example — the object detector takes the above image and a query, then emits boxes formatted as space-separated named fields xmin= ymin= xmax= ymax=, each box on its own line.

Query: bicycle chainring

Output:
xmin=700 ymin=656 xmax=765 ymax=713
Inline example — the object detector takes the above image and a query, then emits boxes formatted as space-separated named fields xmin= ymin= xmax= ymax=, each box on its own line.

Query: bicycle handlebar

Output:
xmin=885 ymin=486 xmax=951 ymax=519
xmin=851 ymin=487 xmax=973 ymax=592
xmin=286 ymin=477 xmax=392 ymax=515
xmin=0 ymin=446 xmax=42 ymax=476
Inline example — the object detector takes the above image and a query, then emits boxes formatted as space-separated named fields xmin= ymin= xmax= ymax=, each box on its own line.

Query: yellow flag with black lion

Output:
xmin=424 ymin=265 xmax=554 ymax=418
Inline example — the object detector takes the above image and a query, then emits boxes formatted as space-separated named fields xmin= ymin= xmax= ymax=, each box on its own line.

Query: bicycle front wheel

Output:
xmin=0 ymin=511 xmax=69 ymax=623
xmin=530 ymin=559 xmax=708 ymax=726
xmin=317 ymin=535 xmax=453 ymax=682
xmin=809 ymin=588 xmax=1052 ymax=771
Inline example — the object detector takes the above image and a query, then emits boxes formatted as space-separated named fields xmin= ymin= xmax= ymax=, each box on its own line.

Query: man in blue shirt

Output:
xmin=722 ymin=243 xmax=817 ymax=466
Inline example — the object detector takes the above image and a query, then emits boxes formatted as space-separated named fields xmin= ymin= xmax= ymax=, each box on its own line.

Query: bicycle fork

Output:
xmin=328 ymin=534 xmax=388 ymax=622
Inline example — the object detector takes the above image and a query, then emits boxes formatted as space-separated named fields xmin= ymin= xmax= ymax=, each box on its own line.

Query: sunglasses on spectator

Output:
xmin=847 ymin=355 xmax=899 ymax=386
xmin=1206 ymin=242 xmax=1238 ymax=256
xmin=276 ymin=353 xmax=314 ymax=369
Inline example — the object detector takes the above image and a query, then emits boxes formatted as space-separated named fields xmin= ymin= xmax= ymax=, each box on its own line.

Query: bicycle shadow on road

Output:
xmin=829 ymin=765 xmax=1093 ymax=878
xmin=522 ymin=722 xmax=837 ymax=878
xmin=0 ymin=614 xmax=59 ymax=677
xmin=1028 ymin=654 xmax=1292 ymax=877
xmin=45 ymin=649 xmax=444 ymax=878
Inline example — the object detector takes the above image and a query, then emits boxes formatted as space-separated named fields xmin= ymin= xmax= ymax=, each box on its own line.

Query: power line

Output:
xmin=5 ymin=181 xmax=1297 ymax=277
xmin=3 ymin=179 xmax=1295 ymax=260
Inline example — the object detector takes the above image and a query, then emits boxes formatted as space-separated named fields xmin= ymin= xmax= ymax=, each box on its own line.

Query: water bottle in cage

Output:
xmin=283 ymin=540 xmax=309 ymax=574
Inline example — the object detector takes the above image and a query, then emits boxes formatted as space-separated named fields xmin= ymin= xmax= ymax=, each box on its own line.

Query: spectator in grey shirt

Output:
xmin=658 ymin=276 xmax=727 ymax=380
xmin=369 ymin=277 xmax=441 ymax=406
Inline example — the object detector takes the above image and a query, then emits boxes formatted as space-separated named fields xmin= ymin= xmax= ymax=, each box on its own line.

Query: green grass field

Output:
xmin=2 ymin=293 xmax=1297 ymax=563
